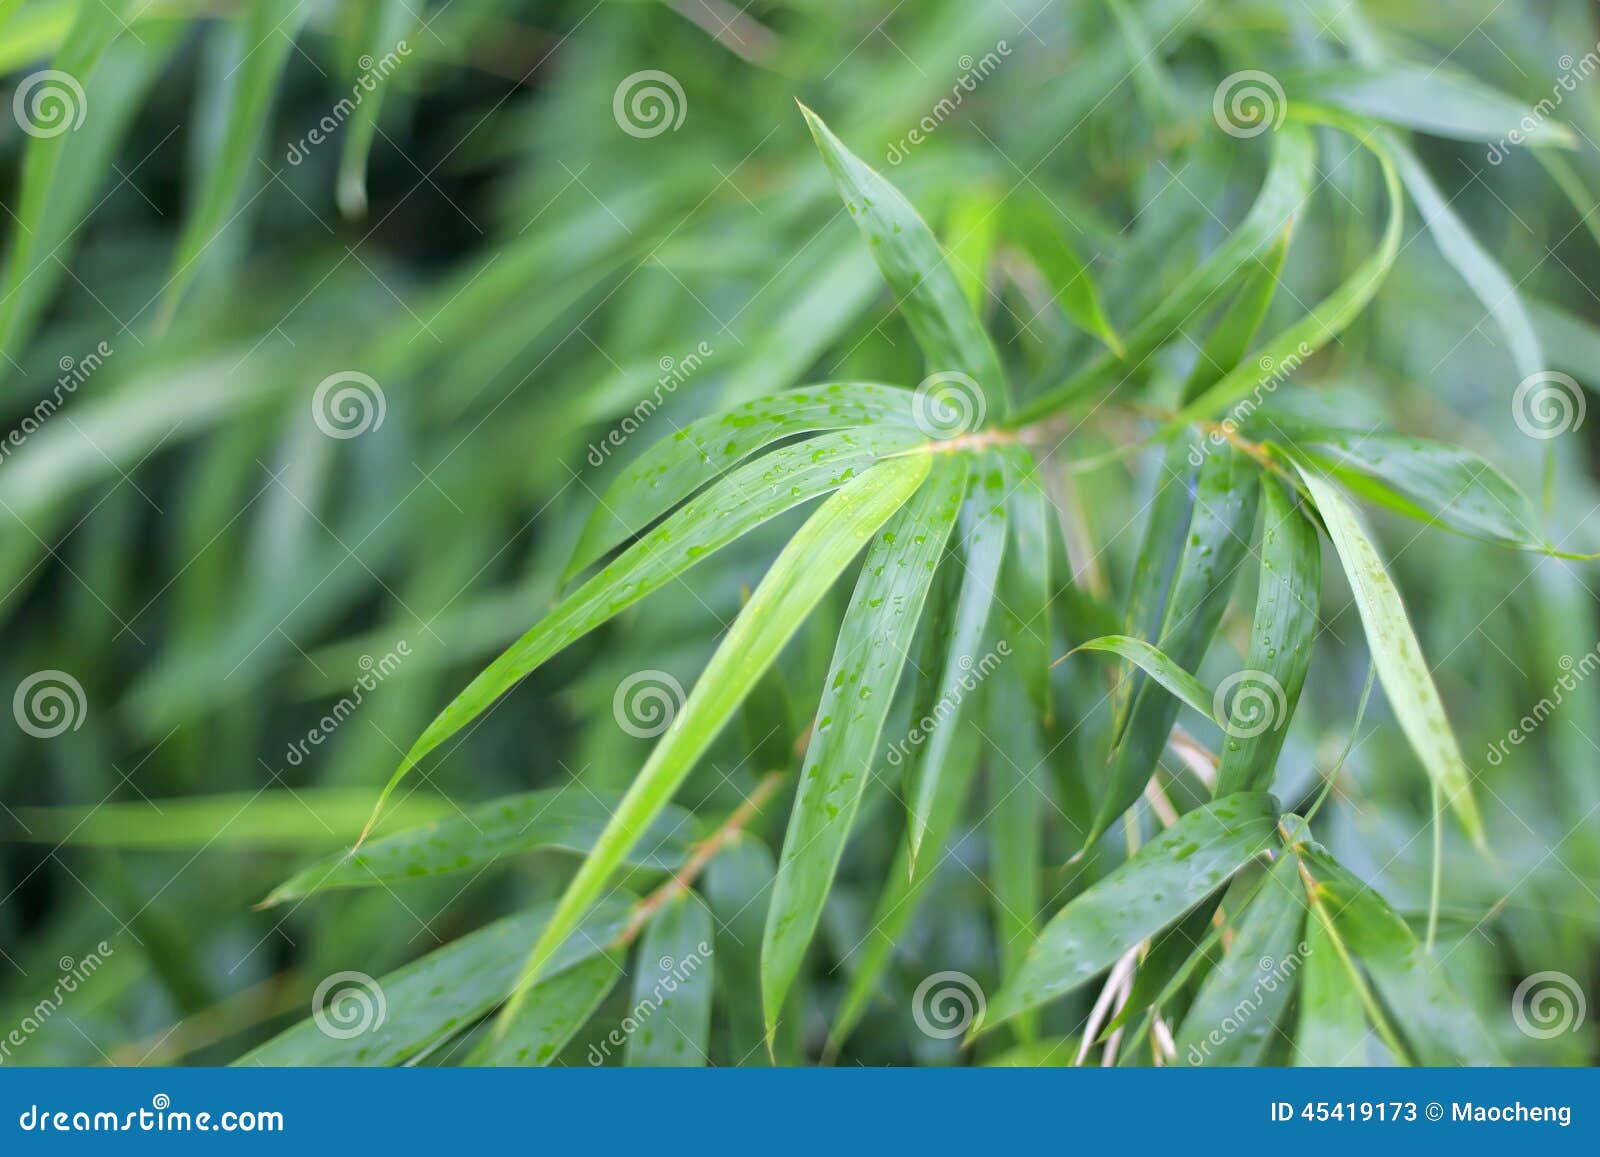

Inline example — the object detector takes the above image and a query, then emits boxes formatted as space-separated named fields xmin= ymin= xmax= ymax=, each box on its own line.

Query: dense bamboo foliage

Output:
xmin=2 ymin=0 xmax=1598 ymax=1067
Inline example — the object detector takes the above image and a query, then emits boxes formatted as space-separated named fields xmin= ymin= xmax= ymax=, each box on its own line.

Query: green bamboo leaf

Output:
xmin=1173 ymin=853 xmax=1306 ymax=1066
xmin=986 ymin=658 xmax=1046 ymax=1040
xmin=1273 ymin=423 xmax=1552 ymax=554
xmin=824 ymin=716 xmax=982 ymax=1058
xmin=800 ymin=104 xmax=1009 ymax=413
xmin=336 ymin=0 xmax=419 ymax=218
xmin=365 ymin=425 xmax=921 ymax=833
xmin=761 ymin=455 xmax=967 ymax=1038
xmin=1294 ymin=907 xmax=1368 ymax=1066
xmin=1011 ymin=122 xmax=1315 ymax=424
xmin=467 ymin=953 xmax=622 ymax=1066
xmin=567 ymin=383 xmax=919 ymax=580
xmin=162 ymin=0 xmax=313 ymax=322
xmin=1389 ymin=137 xmax=1542 ymax=381
xmin=1009 ymin=194 xmax=1123 ymax=355
xmin=498 ymin=455 xmax=931 ymax=1022
xmin=624 ymin=895 xmax=715 ymax=1066
xmin=1071 ymin=634 xmax=1216 ymax=720
xmin=1180 ymin=229 xmax=1292 ymax=401
xmin=1288 ymin=64 xmax=1577 ymax=150
xmin=235 ymin=896 xmax=634 ymax=1066
xmin=705 ymin=833 xmax=777 ymax=1063
xmin=1295 ymin=466 xmax=1487 ymax=849
xmin=979 ymin=792 xmax=1280 ymax=1033
xmin=1215 ymin=478 xmax=1321 ymax=794
xmin=1174 ymin=114 xmax=1403 ymax=423
xmin=1088 ymin=446 xmax=1261 ymax=844
xmin=906 ymin=456 xmax=1006 ymax=860
xmin=7 ymin=790 xmax=450 ymax=853
xmin=0 ymin=0 xmax=141 ymax=368
xmin=1306 ymin=851 xmax=1503 ymax=1065
xmin=999 ymin=445 xmax=1053 ymax=723
xmin=944 ymin=185 xmax=1001 ymax=312
xmin=262 ymin=788 xmax=699 ymax=907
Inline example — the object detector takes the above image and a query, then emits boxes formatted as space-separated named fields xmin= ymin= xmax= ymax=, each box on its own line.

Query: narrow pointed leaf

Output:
xmin=1174 ymin=852 xmax=1306 ymax=1065
xmin=1295 ymin=467 xmax=1486 ymax=848
xmin=467 ymin=953 xmax=622 ymax=1066
xmin=907 ymin=457 xmax=1006 ymax=858
xmin=336 ymin=0 xmax=419 ymax=218
xmin=1295 ymin=909 xmax=1368 ymax=1066
xmin=235 ymin=896 xmax=633 ymax=1066
xmin=980 ymin=792 xmax=1280 ymax=1033
xmin=761 ymin=455 xmax=966 ymax=1036
xmin=1072 ymin=634 xmax=1215 ymax=720
xmin=163 ymin=0 xmax=312 ymax=320
xmin=1216 ymin=478 xmax=1321 ymax=794
xmin=568 ymin=383 xmax=919 ymax=580
xmin=262 ymin=788 xmax=699 ymax=907
xmin=1010 ymin=194 xmax=1122 ymax=355
xmin=367 ymin=426 xmax=921 ymax=829
xmin=624 ymin=895 xmax=715 ymax=1066
xmin=800 ymin=104 xmax=1008 ymax=412
xmin=999 ymin=445 xmax=1053 ymax=722
xmin=987 ymin=659 xmax=1046 ymax=1038
xmin=500 ymin=455 xmax=931 ymax=1016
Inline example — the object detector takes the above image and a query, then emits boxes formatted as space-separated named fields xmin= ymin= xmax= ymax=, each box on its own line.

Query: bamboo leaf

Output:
xmin=906 ymin=456 xmax=1006 ymax=859
xmin=497 ymin=455 xmax=931 ymax=1020
xmin=336 ymin=0 xmax=419 ymax=218
xmin=705 ymin=833 xmax=777 ymax=1063
xmin=979 ymin=792 xmax=1280 ymax=1033
xmin=1215 ymin=478 xmax=1321 ymax=794
xmin=624 ymin=895 xmax=715 ymax=1066
xmin=262 ymin=788 xmax=699 ymax=907
xmin=1294 ymin=907 xmax=1368 ymax=1066
xmin=365 ymin=426 xmax=921 ymax=831
xmin=761 ymin=454 xmax=967 ymax=1038
xmin=800 ymin=104 xmax=1009 ymax=414
xmin=1295 ymin=466 xmax=1487 ymax=848
xmin=236 ymin=896 xmax=634 ymax=1066
xmin=567 ymin=383 xmax=919 ymax=580
xmin=999 ymin=445 xmax=1053 ymax=723
xmin=162 ymin=0 xmax=312 ymax=321
xmin=1071 ymin=634 xmax=1216 ymax=720
xmin=467 ymin=953 xmax=622 ymax=1066
xmin=1009 ymin=194 xmax=1123 ymax=355
xmin=1173 ymin=853 xmax=1306 ymax=1066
